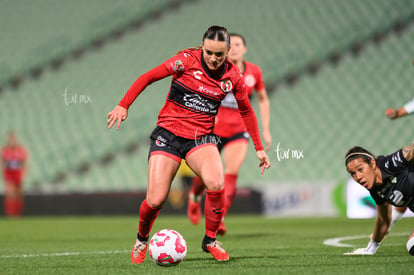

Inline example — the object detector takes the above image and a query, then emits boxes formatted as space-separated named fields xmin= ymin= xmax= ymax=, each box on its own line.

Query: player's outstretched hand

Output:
xmin=343 ymin=239 xmax=379 ymax=255
xmin=343 ymin=248 xmax=375 ymax=255
xmin=257 ymin=150 xmax=271 ymax=174
xmin=107 ymin=105 xmax=128 ymax=130
xmin=385 ymin=108 xmax=397 ymax=119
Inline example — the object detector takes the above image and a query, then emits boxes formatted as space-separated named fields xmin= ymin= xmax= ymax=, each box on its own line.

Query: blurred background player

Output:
xmin=344 ymin=144 xmax=414 ymax=255
xmin=187 ymin=33 xmax=272 ymax=235
xmin=107 ymin=26 xmax=271 ymax=263
xmin=1 ymin=132 xmax=27 ymax=217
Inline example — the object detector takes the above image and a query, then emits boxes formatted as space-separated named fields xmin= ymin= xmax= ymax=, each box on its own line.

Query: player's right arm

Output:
xmin=107 ymin=64 xmax=172 ymax=130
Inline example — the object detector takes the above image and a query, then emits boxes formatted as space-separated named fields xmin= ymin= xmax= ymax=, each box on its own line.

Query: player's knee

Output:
xmin=203 ymin=176 xmax=224 ymax=191
xmin=146 ymin=197 xmax=166 ymax=209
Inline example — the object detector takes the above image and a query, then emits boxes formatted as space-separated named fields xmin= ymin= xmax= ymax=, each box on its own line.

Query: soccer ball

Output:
xmin=406 ymin=236 xmax=414 ymax=256
xmin=149 ymin=229 xmax=187 ymax=266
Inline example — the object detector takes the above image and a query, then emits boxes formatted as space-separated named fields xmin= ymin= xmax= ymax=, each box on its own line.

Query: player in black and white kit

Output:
xmin=344 ymin=144 xmax=414 ymax=255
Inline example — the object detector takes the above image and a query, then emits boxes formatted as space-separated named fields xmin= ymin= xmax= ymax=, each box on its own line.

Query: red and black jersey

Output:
xmin=118 ymin=49 xmax=264 ymax=151
xmin=158 ymin=49 xmax=245 ymax=139
xmin=214 ymin=61 xmax=265 ymax=138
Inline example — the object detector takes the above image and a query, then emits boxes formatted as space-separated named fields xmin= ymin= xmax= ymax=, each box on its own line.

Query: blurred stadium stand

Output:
xmin=1 ymin=0 xmax=414 ymax=203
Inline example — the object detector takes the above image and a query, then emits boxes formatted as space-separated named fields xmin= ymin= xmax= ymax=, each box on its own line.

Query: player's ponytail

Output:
xmin=345 ymin=146 xmax=375 ymax=166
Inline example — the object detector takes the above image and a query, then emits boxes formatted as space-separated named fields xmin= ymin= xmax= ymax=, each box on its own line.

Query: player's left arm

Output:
xmin=402 ymin=143 xmax=414 ymax=162
xmin=256 ymin=88 xmax=271 ymax=152
xmin=235 ymin=85 xmax=271 ymax=173
xmin=344 ymin=203 xmax=390 ymax=255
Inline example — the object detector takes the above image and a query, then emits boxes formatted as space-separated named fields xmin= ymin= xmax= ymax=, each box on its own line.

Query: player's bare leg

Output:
xmin=186 ymin=144 xmax=229 ymax=261
xmin=218 ymin=140 xmax=248 ymax=235
xmin=131 ymin=155 xmax=180 ymax=264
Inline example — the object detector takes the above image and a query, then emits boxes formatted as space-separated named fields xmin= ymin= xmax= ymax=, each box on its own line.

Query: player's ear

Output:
xmin=370 ymin=158 xmax=376 ymax=168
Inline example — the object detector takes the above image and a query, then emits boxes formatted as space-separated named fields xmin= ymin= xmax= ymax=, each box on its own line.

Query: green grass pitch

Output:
xmin=0 ymin=215 xmax=413 ymax=274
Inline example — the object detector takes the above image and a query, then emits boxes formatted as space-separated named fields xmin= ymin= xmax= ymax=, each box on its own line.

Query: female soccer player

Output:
xmin=107 ymin=26 xmax=271 ymax=263
xmin=384 ymin=101 xmax=414 ymax=230
xmin=344 ymin=144 xmax=414 ymax=255
xmin=187 ymin=33 xmax=271 ymax=235
xmin=1 ymin=132 xmax=27 ymax=217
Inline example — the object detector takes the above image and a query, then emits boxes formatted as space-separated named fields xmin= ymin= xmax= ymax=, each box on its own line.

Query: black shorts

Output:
xmin=148 ymin=126 xmax=220 ymax=162
xmin=216 ymin=132 xmax=250 ymax=152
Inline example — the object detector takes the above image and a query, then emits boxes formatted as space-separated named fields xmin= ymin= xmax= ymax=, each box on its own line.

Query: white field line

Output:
xmin=0 ymin=249 xmax=129 ymax=259
xmin=323 ymin=232 xmax=410 ymax=247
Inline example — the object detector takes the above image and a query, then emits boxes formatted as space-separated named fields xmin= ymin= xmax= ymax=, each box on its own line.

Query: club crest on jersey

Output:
xmin=220 ymin=79 xmax=233 ymax=93
xmin=244 ymin=74 xmax=256 ymax=87
xmin=172 ymin=60 xmax=184 ymax=72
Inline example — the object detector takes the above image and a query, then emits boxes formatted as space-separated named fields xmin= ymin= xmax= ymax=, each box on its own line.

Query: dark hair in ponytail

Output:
xmin=176 ymin=25 xmax=230 ymax=55
xmin=202 ymin=25 xmax=230 ymax=47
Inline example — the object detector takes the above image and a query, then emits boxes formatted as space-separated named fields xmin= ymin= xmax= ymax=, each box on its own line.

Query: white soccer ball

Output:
xmin=149 ymin=229 xmax=187 ymax=266
xmin=406 ymin=236 xmax=414 ymax=256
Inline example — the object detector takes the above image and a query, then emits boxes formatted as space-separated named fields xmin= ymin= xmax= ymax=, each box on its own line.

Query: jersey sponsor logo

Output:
xmin=172 ymin=60 xmax=184 ymax=72
xmin=193 ymin=70 xmax=202 ymax=80
xmin=220 ymin=79 xmax=233 ymax=93
xmin=183 ymin=93 xmax=219 ymax=114
xmin=169 ymin=81 xmax=220 ymax=115
xmin=198 ymin=85 xmax=218 ymax=96
xmin=220 ymin=92 xmax=238 ymax=109
xmin=244 ymin=74 xmax=256 ymax=87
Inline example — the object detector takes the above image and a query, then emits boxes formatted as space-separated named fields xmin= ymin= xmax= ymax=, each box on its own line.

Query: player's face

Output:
xmin=228 ymin=36 xmax=247 ymax=63
xmin=202 ymin=39 xmax=229 ymax=71
xmin=7 ymin=133 xmax=18 ymax=147
xmin=346 ymin=158 xmax=377 ymax=190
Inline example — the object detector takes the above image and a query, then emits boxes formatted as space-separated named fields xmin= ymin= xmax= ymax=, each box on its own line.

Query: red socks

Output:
xmin=190 ymin=176 xmax=204 ymax=197
xmin=204 ymin=188 xmax=225 ymax=239
xmin=4 ymin=198 xmax=23 ymax=217
xmin=138 ymin=199 xmax=161 ymax=240
xmin=223 ymin=174 xmax=237 ymax=218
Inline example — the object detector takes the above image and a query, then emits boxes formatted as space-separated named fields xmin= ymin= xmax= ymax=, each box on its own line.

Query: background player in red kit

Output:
xmin=107 ymin=26 xmax=271 ymax=263
xmin=1 ymin=132 xmax=27 ymax=217
xmin=187 ymin=33 xmax=272 ymax=235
